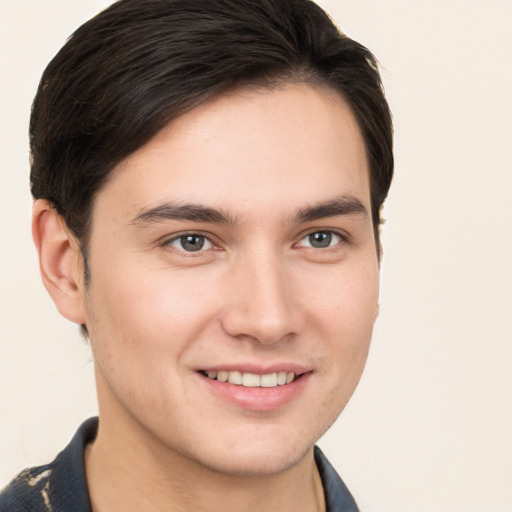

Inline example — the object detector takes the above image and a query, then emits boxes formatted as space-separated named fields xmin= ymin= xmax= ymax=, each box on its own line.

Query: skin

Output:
xmin=33 ymin=83 xmax=379 ymax=512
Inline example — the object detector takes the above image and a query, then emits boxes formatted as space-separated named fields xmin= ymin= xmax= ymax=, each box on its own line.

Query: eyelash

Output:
xmin=162 ymin=230 xmax=348 ymax=254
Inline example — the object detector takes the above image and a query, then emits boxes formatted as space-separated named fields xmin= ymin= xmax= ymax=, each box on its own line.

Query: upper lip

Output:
xmin=197 ymin=363 xmax=312 ymax=375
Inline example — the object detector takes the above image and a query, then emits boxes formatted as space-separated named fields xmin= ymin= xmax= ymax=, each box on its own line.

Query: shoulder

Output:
xmin=0 ymin=418 xmax=98 ymax=512
xmin=1 ymin=463 xmax=55 ymax=511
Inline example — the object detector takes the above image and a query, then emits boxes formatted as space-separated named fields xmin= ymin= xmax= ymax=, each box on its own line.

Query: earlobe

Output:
xmin=32 ymin=199 xmax=86 ymax=324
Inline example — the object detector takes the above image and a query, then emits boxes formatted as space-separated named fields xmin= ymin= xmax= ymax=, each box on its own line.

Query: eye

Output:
xmin=298 ymin=231 xmax=343 ymax=249
xmin=167 ymin=234 xmax=213 ymax=252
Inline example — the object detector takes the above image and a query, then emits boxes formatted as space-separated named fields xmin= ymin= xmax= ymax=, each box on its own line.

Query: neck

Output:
xmin=85 ymin=410 xmax=325 ymax=512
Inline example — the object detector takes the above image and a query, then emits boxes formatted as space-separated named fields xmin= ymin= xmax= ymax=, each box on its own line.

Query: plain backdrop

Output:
xmin=1 ymin=1 xmax=511 ymax=511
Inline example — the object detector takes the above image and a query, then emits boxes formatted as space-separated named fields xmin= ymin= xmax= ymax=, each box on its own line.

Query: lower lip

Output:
xmin=198 ymin=372 xmax=312 ymax=412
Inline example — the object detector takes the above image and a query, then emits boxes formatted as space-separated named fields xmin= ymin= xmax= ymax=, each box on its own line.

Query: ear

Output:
xmin=32 ymin=199 xmax=86 ymax=324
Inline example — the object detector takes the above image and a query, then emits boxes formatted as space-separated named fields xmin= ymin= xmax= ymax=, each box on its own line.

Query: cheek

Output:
xmin=308 ymin=260 xmax=378 ymax=387
xmin=83 ymin=259 xmax=224 ymax=380
xmin=308 ymin=258 xmax=379 ymax=336
xmin=91 ymin=257 xmax=214 ymax=326
xmin=83 ymin=264 xmax=222 ymax=415
xmin=339 ymin=276 xmax=378 ymax=369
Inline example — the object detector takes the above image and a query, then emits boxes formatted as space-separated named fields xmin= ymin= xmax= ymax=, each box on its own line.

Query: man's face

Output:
xmin=82 ymin=84 xmax=379 ymax=475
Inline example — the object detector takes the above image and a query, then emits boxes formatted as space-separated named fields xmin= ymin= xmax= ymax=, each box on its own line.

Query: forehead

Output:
xmin=95 ymin=83 xmax=370 ymax=223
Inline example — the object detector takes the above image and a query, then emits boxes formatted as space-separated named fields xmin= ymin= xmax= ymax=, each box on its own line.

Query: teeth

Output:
xmin=204 ymin=370 xmax=297 ymax=387
xmin=260 ymin=373 xmax=277 ymax=387
xmin=242 ymin=373 xmax=261 ymax=387
xmin=228 ymin=371 xmax=243 ymax=385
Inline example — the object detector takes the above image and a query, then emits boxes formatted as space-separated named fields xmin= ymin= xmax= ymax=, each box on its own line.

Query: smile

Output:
xmin=200 ymin=370 xmax=298 ymax=388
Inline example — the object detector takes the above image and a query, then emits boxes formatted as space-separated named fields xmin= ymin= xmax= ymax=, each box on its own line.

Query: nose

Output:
xmin=220 ymin=250 xmax=304 ymax=345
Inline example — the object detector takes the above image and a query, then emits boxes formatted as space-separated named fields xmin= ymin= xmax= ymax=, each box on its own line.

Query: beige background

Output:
xmin=1 ymin=0 xmax=511 ymax=510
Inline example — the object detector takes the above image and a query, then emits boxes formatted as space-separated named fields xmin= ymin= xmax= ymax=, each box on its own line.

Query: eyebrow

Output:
xmin=129 ymin=194 xmax=368 ymax=228
xmin=292 ymin=195 xmax=368 ymax=223
xmin=129 ymin=202 xmax=237 ymax=226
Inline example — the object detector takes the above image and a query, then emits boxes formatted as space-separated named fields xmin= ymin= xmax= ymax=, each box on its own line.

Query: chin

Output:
xmin=173 ymin=422 xmax=322 ymax=478
xmin=196 ymin=443 xmax=312 ymax=478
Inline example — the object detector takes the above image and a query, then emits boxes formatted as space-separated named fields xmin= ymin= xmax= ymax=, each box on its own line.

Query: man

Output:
xmin=0 ymin=0 xmax=393 ymax=510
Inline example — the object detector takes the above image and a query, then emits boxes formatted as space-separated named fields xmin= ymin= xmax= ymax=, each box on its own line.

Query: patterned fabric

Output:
xmin=1 ymin=417 xmax=358 ymax=511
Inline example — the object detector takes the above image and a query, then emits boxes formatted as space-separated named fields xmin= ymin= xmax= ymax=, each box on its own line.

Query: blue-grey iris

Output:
xmin=309 ymin=232 xmax=332 ymax=248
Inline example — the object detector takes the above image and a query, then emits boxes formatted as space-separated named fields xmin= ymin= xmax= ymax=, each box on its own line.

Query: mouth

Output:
xmin=197 ymin=367 xmax=312 ymax=411
xmin=199 ymin=370 xmax=301 ymax=388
